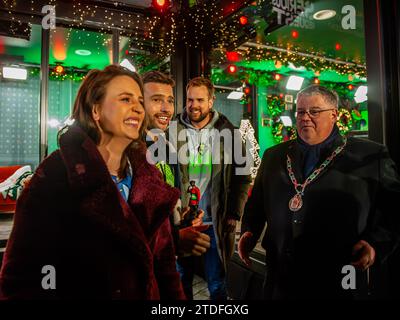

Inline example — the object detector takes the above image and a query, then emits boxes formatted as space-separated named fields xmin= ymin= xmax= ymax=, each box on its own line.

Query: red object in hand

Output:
xmin=188 ymin=185 xmax=201 ymax=206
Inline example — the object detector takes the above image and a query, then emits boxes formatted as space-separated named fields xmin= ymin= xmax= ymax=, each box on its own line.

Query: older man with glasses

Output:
xmin=238 ymin=84 xmax=400 ymax=299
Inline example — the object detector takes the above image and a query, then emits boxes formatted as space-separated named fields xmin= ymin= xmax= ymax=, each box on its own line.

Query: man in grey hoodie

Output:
xmin=174 ymin=77 xmax=252 ymax=300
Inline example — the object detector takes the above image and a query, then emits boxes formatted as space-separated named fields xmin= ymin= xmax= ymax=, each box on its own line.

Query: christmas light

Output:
xmin=2 ymin=66 xmax=27 ymax=80
xmin=226 ymin=51 xmax=240 ymax=62
xmin=54 ymin=65 xmax=65 ymax=74
xmin=286 ymin=76 xmax=304 ymax=90
xmin=228 ymin=64 xmax=237 ymax=74
xmin=239 ymin=15 xmax=248 ymax=25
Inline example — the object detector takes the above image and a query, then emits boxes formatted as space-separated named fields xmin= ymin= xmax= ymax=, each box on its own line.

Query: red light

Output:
xmin=152 ymin=0 xmax=169 ymax=10
xmin=348 ymin=84 xmax=354 ymax=90
xmin=279 ymin=93 xmax=284 ymax=98
xmin=335 ymin=43 xmax=342 ymax=50
xmin=291 ymin=30 xmax=299 ymax=39
xmin=228 ymin=65 xmax=237 ymax=74
xmin=244 ymin=87 xmax=251 ymax=95
xmin=226 ymin=51 xmax=240 ymax=62
xmin=314 ymin=78 xmax=320 ymax=84
xmin=239 ymin=16 xmax=248 ymax=25
xmin=274 ymin=74 xmax=281 ymax=81
xmin=55 ymin=65 xmax=64 ymax=74
xmin=125 ymin=50 xmax=129 ymax=55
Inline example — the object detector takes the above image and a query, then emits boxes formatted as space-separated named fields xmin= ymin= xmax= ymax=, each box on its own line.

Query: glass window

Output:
xmin=47 ymin=27 xmax=113 ymax=154
xmin=119 ymin=35 xmax=171 ymax=74
xmin=0 ymin=24 xmax=42 ymax=169
xmin=211 ymin=0 xmax=367 ymax=157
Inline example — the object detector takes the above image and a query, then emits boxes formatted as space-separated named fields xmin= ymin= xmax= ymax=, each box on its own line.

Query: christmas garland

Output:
xmin=29 ymin=67 xmax=87 ymax=82
xmin=337 ymin=108 xmax=353 ymax=135
xmin=239 ymin=46 xmax=367 ymax=77
xmin=211 ymin=68 xmax=277 ymax=87
xmin=266 ymin=95 xmax=285 ymax=116
xmin=266 ymin=95 xmax=296 ymax=143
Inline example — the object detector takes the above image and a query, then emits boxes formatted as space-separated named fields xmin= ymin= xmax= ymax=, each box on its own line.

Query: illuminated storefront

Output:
xmin=0 ymin=0 xmax=399 ymax=299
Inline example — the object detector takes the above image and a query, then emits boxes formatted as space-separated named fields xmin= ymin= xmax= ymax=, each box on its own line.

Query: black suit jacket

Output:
xmin=242 ymin=135 xmax=400 ymax=299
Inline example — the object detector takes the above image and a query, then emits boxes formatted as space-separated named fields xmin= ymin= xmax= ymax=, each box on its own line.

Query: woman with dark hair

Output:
xmin=0 ymin=65 xmax=185 ymax=299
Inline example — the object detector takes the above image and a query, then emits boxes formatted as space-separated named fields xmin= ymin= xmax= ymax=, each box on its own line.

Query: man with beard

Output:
xmin=174 ymin=77 xmax=252 ymax=300
xmin=142 ymin=71 xmax=211 ymax=257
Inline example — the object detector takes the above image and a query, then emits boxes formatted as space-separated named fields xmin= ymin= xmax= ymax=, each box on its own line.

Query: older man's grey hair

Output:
xmin=296 ymin=85 xmax=339 ymax=109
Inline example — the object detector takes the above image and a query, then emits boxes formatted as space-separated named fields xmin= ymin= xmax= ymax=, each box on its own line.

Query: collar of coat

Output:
xmin=57 ymin=125 xmax=179 ymax=289
xmin=175 ymin=111 xmax=235 ymax=131
xmin=287 ymin=133 xmax=345 ymax=183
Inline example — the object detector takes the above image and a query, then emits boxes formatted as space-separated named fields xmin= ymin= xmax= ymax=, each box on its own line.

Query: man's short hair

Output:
xmin=186 ymin=77 xmax=215 ymax=100
xmin=142 ymin=70 xmax=175 ymax=87
xmin=297 ymin=85 xmax=339 ymax=108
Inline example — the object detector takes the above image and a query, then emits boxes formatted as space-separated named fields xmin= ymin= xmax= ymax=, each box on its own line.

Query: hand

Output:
xmin=238 ymin=231 xmax=253 ymax=267
xmin=180 ymin=207 xmax=204 ymax=226
xmin=223 ymin=217 xmax=237 ymax=233
xmin=180 ymin=206 xmax=190 ymax=221
xmin=351 ymin=240 xmax=376 ymax=271
xmin=192 ymin=209 xmax=204 ymax=227
xmin=179 ymin=225 xmax=210 ymax=256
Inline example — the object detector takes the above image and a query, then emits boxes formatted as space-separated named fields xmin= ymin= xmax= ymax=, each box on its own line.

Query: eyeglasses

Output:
xmin=296 ymin=108 xmax=336 ymax=118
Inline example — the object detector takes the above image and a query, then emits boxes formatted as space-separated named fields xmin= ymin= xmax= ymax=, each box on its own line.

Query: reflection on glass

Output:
xmin=0 ymin=24 xmax=42 ymax=169
xmin=210 ymin=0 xmax=367 ymax=157
xmin=47 ymin=27 xmax=113 ymax=154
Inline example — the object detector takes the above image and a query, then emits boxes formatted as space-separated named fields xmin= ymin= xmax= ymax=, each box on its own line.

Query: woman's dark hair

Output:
xmin=72 ymin=64 xmax=147 ymax=143
xmin=67 ymin=64 xmax=147 ymax=177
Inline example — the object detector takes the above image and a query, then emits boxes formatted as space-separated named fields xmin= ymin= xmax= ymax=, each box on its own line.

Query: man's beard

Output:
xmin=188 ymin=109 xmax=210 ymax=124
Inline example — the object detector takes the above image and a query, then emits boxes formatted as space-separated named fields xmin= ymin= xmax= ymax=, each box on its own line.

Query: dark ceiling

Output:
xmin=0 ymin=0 xmax=366 ymax=75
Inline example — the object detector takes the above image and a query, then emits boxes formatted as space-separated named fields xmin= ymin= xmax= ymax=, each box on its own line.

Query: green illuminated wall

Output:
xmin=48 ymin=79 xmax=82 ymax=154
xmin=0 ymin=76 xmax=83 ymax=167
xmin=0 ymin=77 xmax=40 ymax=168
xmin=257 ymin=86 xmax=275 ymax=157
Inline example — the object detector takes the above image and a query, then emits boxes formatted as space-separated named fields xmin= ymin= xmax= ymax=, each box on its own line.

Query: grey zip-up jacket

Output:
xmin=172 ymin=111 xmax=252 ymax=271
